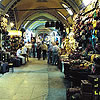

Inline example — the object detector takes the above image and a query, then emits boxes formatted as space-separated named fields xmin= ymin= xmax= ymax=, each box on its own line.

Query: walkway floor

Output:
xmin=0 ymin=58 xmax=66 ymax=100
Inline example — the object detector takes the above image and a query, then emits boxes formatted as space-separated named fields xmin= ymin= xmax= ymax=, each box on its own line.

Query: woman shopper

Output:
xmin=41 ymin=42 xmax=48 ymax=60
xmin=47 ymin=43 xmax=53 ymax=64
xmin=52 ymin=42 xmax=60 ymax=65
xmin=32 ymin=40 xmax=35 ymax=58
xmin=37 ymin=42 xmax=41 ymax=60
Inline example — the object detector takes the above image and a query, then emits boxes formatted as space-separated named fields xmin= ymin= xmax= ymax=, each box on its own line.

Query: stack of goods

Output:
xmin=66 ymin=75 xmax=100 ymax=100
xmin=61 ymin=32 xmax=78 ymax=56
xmin=81 ymin=80 xmax=93 ymax=100
xmin=88 ymin=75 xmax=100 ymax=100
xmin=0 ymin=15 xmax=9 ymax=49
xmin=0 ymin=50 xmax=11 ymax=74
xmin=65 ymin=2 xmax=100 ymax=100
xmin=68 ymin=32 xmax=77 ymax=51
xmin=10 ymin=36 xmax=21 ymax=55
xmin=2 ymin=30 xmax=11 ymax=51
xmin=67 ymin=87 xmax=81 ymax=100
xmin=0 ymin=16 xmax=8 ymax=28
xmin=73 ymin=8 xmax=100 ymax=54
xmin=64 ymin=6 xmax=100 ymax=84
xmin=92 ymin=54 xmax=100 ymax=74
xmin=0 ymin=50 xmax=11 ymax=63
xmin=61 ymin=37 xmax=71 ymax=55
xmin=0 ymin=61 xmax=9 ymax=74
xmin=66 ymin=59 xmax=93 ymax=82
xmin=59 ymin=36 xmax=71 ymax=72
xmin=12 ymin=57 xmax=21 ymax=67
xmin=1 ymin=52 xmax=11 ymax=62
xmin=80 ymin=75 xmax=100 ymax=100
xmin=0 ymin=15 xmax=24 ymax=71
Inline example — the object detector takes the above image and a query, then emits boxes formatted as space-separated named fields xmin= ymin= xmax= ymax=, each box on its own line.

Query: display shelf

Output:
xmin=9 ymin=35 xmax=21 ymax=53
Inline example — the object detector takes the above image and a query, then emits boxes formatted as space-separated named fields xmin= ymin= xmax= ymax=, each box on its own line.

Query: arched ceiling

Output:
xmin=1 ymin=0 xmax=84 ymax=32
xmin=23 ymin=12 xmax=58 ymax=31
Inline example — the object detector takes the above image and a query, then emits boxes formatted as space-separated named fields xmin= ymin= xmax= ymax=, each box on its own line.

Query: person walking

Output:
xmin=41 ymin=42 xmax=48 ymax=60
xmin=47 ymin=43 xmax=53 ymax=64
xmin=28 ymin=42 xmax=32 ymax=57
xmin=32 ymin=40 xmax=35 ymax=58
xmin=37 ymin=42 xmax=41 ymax=60
xmin=52 ymin=43 xmax=60 ymax=65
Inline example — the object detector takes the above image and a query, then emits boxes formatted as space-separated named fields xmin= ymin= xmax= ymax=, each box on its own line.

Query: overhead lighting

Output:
xmin=5 ymin=14 xmax=9 ymax=17
xmin=62 ymin=3 xmax=73 ymax=16
xmin=67 ymin=8 xmax=73 ymax=16
xmin=58 ymin=11 xmax=66 ymax=20
xmin=10 ymin=22 xmax=14 ymax=27
xmin=83 ymin=0 xmax=92 ymax=6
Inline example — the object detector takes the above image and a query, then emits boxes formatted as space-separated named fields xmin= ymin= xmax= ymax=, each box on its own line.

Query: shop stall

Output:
xmin=57 ymin=0 xmax=100 ymax=99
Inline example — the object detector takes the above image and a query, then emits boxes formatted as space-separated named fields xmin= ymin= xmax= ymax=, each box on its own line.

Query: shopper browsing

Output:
xmin=41 ymin=42 xmax=48 ymax=60
xmin=47 ymin=43 xmax=53 ymax=64
xmin=52 ymin=43 xmax=60 ymax=65
xmin=37 ymin=42 xmax=41 ymax=60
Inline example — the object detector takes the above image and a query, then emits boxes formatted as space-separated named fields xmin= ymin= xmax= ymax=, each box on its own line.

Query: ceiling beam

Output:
xmin=3 ymin=0 xmax=16 ymax=14
xmin=0 ymin=3 xmax=5 ymax=10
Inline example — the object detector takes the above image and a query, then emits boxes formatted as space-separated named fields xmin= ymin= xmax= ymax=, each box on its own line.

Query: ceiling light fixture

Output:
xmin=67 ymin=8 xmax=73 ymax=16
xmin=5 ymin=14 xmax=9 ymax=17
xmin=10 ymin=22 xmax=14 ymax=27
xmin=62 ymin=4 xmax=73 ymax=16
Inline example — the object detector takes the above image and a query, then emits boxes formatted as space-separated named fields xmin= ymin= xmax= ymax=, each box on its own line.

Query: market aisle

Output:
xmin=47 ymin=64 xmax=66 ymax=100
xmin=0 ymin=58 xmax=66 ymax=100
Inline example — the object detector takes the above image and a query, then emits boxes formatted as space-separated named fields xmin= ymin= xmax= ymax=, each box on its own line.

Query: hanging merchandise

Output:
xmin=63 ymin=0 xmax=100 ymax=75
xmin=0 ymin=15 xmax=10 ymax=50
xmin=68 ymin=32 xmax=76 ymax=51
xmin=1 ymin=17 xmax=8 ymax=28
xmin=59 ymin=2 xmax=100 ymax=99
xmin=73 ymin=5 xmax=100 ymax=52
xmin=92 ymin=20 xmax=97 ymax=28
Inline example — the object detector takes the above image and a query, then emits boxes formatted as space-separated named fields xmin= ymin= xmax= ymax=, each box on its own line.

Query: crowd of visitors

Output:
xmin=16 ymin=40 xmax=60 ymax=65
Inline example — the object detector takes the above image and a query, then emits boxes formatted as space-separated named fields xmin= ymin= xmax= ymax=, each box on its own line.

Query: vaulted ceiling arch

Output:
xmin=0 ymin=0 xmax=86 ymax=33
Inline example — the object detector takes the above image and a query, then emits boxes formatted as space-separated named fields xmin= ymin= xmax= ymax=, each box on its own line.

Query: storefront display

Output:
xmin=58 ymin=1 xmax=100 ymax=99
xmin=0 ymin=14 xmax=28 ymax=74
xmin=0 ymin=15 xmax=9 ymax=50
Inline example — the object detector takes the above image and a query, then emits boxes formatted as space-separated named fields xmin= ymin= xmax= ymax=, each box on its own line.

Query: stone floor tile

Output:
xmin=0 ymin=58 xmax=66 ymax=100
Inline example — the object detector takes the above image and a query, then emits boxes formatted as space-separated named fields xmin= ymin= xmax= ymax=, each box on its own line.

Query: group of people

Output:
xmin=16 ymin=41 xmax=60 ymax=65
xmin=48 ymin=42 xmax=60 ymax=65
xmin=36 ymin=42 xmax=48 ymax=60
